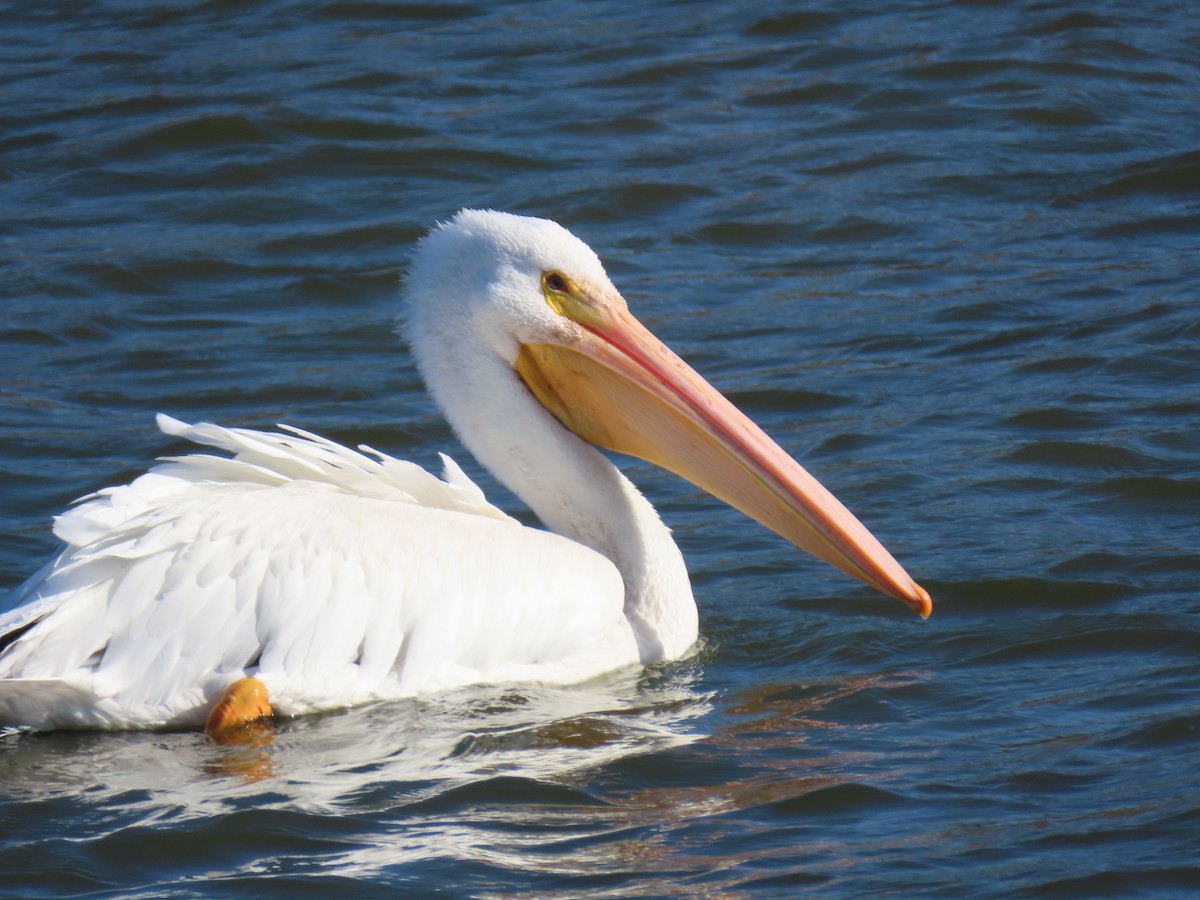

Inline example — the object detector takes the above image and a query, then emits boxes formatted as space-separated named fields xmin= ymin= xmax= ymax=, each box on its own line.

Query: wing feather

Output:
xmin=0 ymin=418 xmax=636 ymax=730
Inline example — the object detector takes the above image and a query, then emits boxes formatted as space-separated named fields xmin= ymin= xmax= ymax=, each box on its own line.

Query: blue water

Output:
xmin=2 ymin=0 xmax=1198 ymax=895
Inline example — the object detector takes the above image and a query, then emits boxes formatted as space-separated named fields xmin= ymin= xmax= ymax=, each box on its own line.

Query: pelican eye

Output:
xmin=542 ymin=270 xmax=601 ymax=325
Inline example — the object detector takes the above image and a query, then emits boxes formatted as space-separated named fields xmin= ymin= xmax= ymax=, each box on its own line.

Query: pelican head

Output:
xmin=406 ymin=209 xmax=931 ymax=618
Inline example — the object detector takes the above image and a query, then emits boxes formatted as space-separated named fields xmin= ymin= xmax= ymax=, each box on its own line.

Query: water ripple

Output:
xmin=2 ymin=0 xmax=1199 ymax=895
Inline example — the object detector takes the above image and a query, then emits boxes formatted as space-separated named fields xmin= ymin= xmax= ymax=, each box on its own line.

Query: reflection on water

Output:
xmin=0 ymin=666 xmax=710 ymax=812
xmin=0 ymin=666 xmax=924 ymax=890
xmin=514 ymin=672 xmax=932 ymax=891
xmin=205 ymin=720 xmax=277 ymax=784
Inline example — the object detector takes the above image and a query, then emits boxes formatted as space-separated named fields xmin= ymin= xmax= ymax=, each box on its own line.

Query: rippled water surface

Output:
xmin=3 ymin=0 xmax=1199 ymax=896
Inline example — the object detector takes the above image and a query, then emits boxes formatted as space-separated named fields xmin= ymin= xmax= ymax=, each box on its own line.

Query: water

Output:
xmin=2 ymin=0 xmax=1198 ymax=895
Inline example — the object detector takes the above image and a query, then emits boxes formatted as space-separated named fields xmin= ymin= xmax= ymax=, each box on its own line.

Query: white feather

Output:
xmin=0 ymin=210 xmax=707 ymax=731
xmin=0 ymin=417 xmax=637 ymax=730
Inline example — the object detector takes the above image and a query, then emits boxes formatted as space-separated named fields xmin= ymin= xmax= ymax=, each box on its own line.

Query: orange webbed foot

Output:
xmin=204 ymin=676 xmax=273 ymax=737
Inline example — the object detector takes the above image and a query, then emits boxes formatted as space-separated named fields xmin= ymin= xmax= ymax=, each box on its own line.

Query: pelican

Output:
xmin=0 ymin=210 xmax=930 ymax=733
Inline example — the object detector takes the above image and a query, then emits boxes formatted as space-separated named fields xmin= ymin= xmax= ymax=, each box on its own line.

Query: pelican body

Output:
xmin=0 ymin=210 xmax=929 ymax=731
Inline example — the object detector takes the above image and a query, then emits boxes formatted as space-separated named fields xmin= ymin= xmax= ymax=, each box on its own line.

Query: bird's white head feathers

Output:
xmin=405 ymin=209 xmax=617 ymax=367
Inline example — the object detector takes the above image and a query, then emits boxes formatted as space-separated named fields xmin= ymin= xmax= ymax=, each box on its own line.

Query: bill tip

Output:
xmin=909 ymin=584 xmax=933 ymax=619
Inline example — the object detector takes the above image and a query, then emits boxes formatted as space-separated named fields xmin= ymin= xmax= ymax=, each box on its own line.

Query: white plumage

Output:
xmin=0 ymin=415 xmax=644 ymax=729
xmin=0 ymin=210 xmax=928 ymax=732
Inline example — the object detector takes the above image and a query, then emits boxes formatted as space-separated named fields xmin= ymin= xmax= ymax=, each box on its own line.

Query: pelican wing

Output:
xmin=0 ymin=418 xmax=637 ymax=730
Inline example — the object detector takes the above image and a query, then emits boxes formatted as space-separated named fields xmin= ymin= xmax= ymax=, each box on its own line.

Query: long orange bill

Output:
xmin=516 ymin=298 xmax=932 ymax=618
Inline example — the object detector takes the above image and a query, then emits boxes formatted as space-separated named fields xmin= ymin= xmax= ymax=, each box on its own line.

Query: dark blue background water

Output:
xmin=2 ymin=1 xmax=1198 ymax=896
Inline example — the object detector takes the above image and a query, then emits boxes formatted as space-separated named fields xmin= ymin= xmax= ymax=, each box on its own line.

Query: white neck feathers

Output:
xmin=406 ymin=284 xmax=697 ymax=662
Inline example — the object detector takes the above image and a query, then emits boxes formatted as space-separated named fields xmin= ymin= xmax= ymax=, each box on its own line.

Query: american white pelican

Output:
xmin=0 ymin=210 xmax=930 ymax=733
